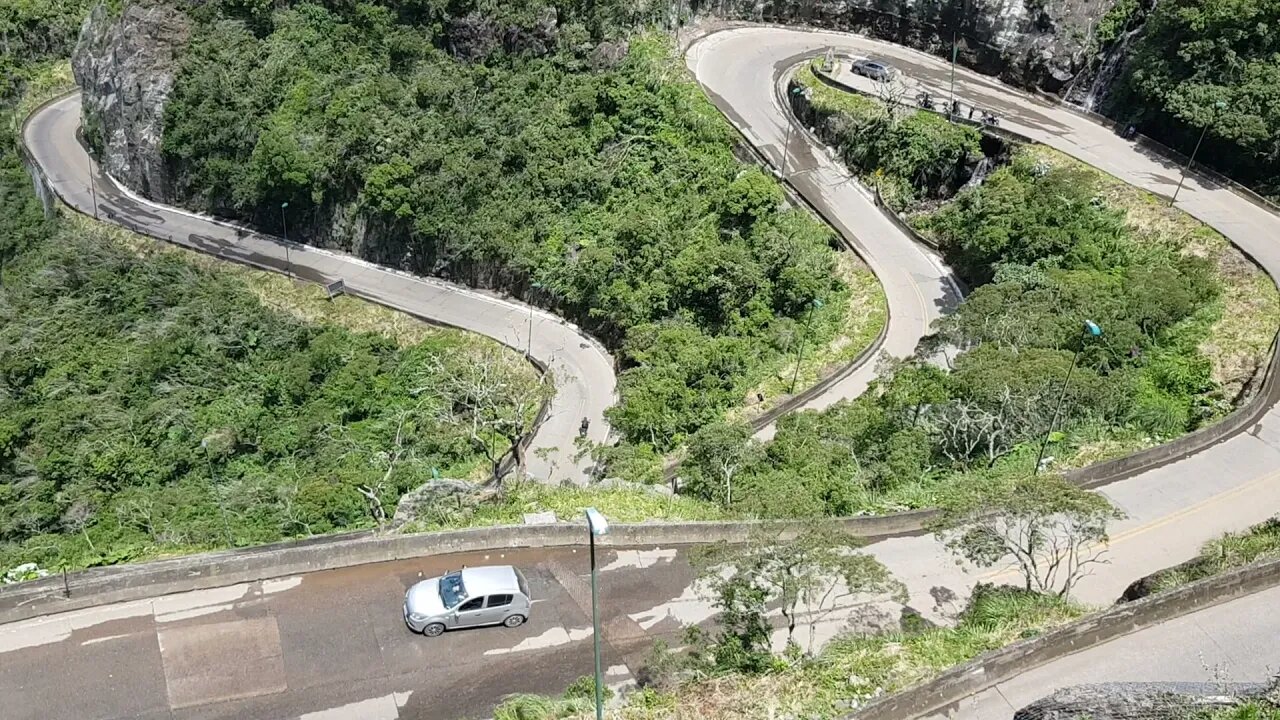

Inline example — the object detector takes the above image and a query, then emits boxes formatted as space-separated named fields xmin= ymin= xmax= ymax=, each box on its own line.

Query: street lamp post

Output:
xmin=585 ymin=508 xmax=610 ymax=720
xmin=527 ymin=281 xmax=544 ymax=358
xmin=1170 ymin=100 xmax=1228 ymax=206
xmin=788 ymin=297 xmax=824 ymax=394
xmin=1034 ymin=320 xmax=1103 ymax=475
xmin=780 ymin=86 xmax=806 ymax=178
xmin=87 ymin=157 xmax=99 ymax=220
xmin=948 ymin=31 xmax=958 ymax=117
xmin=280 ymin=201 xmax=293 ymax=278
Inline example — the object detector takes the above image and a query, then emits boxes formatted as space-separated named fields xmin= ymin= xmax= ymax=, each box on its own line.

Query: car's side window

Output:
xmin=487 ymin=594 xmax=513 ymax=608
xmin=458 ymin=597 xmax=484 ymax=612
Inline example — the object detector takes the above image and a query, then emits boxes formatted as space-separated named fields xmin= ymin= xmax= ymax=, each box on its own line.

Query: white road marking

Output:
xmin=483 ymin=626 xmax=592 ymax=656
xmin=599 ymin=548 xmax=678 ymax=572
xmin=298 ymin=695 xmax=402 ymax=720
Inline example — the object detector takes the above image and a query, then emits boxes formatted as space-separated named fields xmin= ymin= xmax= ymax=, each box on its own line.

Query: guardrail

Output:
xmin=842 ymin=554 xmax=1280 ymax=720
xmin=0 ymin=511 xmax=936 ymax=624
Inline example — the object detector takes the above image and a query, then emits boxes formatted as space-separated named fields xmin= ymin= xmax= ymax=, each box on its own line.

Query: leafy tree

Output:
xmin=694 ymin=523 xmax=905 ymax=658
xmin=931 ymin=475 xmax=1125 ymax=598
xmin=1117 ymin=0 xmax=1280 ymax=194
xmin=683 ymin=421 xmax=759 ymax=508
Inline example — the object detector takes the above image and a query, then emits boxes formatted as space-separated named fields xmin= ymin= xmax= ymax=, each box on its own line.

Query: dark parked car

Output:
xmin=851 ymin=58 xmax=896 ymax=82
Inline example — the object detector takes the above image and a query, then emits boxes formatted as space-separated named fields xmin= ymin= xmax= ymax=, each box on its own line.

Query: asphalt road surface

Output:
xmin=9 ymin=23 xmax=1280 ymax=720
xmin=0 ymin=547 xmax=699 ymax=720
xmin=22 ymin=94 xmax=618 ymax=487
xmin=0 ymin=545 xmax=902 ymax=720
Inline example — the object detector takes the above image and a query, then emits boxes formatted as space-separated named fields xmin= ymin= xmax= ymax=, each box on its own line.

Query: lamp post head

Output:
xmin=1214 ymin=100 xmax=1227 ymax=110
xmin=585 ymin=507 xmax=609 ymax=537
xmin=281 ymin=201 xmax=289 ymax=209
xmin=1084 ymin=320 xmax=1102 ymax=337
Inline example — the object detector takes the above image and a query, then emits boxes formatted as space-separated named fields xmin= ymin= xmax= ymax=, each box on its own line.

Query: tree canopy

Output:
xmin=1117 ymin=0 xmax=1280 ymax=195
xmin=155 ymin=1 xmax=850 ymax=455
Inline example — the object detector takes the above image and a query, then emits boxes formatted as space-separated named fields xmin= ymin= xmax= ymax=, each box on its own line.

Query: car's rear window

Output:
xmin=514 ymin=568 xmax=531 ymax=600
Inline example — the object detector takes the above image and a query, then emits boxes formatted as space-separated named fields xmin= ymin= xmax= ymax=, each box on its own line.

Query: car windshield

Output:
xmin=439 ymin=572 xmax=467 ymax=608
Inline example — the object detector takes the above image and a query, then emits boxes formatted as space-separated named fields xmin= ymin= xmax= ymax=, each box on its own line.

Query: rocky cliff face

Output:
xmin=73 ymin=0 xmax=189 ymax=202
xmin=706 ymin=0 xmax=1114 ymax=91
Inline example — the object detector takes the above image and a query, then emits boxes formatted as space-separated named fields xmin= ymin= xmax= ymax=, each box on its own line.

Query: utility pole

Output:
xmin=949 ymin=31 xmax=957 ymax=117
xmin=87 ymin=154 xmax=99 ymax=220
xmin=280 ymin=201 xmax=293 ymax=279
xmin=780 ymin=86 xmax=805 ymax=178
xmin=788 ymin=298 xmax=824 ymax=394
xmin=1170 ymin=100 xmax=1228 ymax=206
xmin=1034 ymin=320 xmax=1102 ymax=475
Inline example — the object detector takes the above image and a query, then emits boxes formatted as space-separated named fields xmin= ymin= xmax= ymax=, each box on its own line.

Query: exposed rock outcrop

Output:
xmin=707 ymin=0 xmax=1115 ymax=92
xmin=72 ymin=0 xmax=189 ymax=203
xmin=1015 ymin=680 xmax=1280 ymax=720
xmin=390 ymin=479 xmax=498 ymax=530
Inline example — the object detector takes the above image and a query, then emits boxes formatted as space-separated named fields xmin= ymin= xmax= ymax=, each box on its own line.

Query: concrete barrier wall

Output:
xmin=844 ymin=554 xmax=1280 ymax=720
xmin=0 ymin=510 xmax=937 ymax=625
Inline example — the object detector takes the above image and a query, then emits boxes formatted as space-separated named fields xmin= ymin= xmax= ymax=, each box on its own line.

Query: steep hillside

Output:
xmin=73 ymin=0 xmax=886 ymax=468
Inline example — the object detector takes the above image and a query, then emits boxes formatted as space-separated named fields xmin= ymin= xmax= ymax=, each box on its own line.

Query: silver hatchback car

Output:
xmin=851 ymin=58 xmax=896 ymax=82
xmin=403 ymin=565 xmax=532 ymax=637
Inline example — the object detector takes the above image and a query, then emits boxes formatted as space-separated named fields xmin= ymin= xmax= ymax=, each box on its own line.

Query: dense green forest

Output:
xmin=670 ymin=70 xmax=1276 ymax=518
xmin=1112 ymin=0 xmax=1280 ymax=196
xmin=0 ymin=147 xmax=544 ymax=573
xmin=151 ymin=0 xmax=854 ymax=459
xmin=0 ymin=0 xmax=92 ymax=100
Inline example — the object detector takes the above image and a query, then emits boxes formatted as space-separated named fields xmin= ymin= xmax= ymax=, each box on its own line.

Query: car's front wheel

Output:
xmin=503 ymin=615 xmax=526 ymax=628
xmin=423 ymin=623 xmax=446 ymax=637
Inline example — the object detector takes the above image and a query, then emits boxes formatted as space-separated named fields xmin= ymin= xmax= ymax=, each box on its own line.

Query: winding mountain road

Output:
xmin=6 ymin=24 xmax=1280 ymax=720
xmin=22 ymin=94 xmax=618 ymax=487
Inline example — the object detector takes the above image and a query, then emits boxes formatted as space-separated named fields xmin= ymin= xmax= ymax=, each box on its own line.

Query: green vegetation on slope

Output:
xmin=670 ymin=70 xmax=1277 ymax=520
xmin=1125 ymin=515 xmax=1280 ymax=599
xmin=1115 ymin=0 xmax=1280 ymax=197
xmin=1195 ymin=703 xmax=1280 ymax=720
xmin=150 ymin=0 xmax=884 ymax=462
xmin=0 ymin=152 xmax=544 ymax=574
xmin=0 ymin=0 xmax=92 ymax=100
xmin=795 ymin=64 xmax=983 ymax=207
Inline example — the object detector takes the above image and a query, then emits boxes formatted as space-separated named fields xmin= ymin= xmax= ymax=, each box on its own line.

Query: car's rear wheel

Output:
xmin=423 ymin=623 xmax=446 ymax=637
xmin=503 ymin=614 xmax=526 ymax=628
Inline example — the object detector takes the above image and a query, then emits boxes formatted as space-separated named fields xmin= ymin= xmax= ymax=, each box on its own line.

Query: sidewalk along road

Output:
xmin=23 ymin=93 xmax=617 ymax=487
